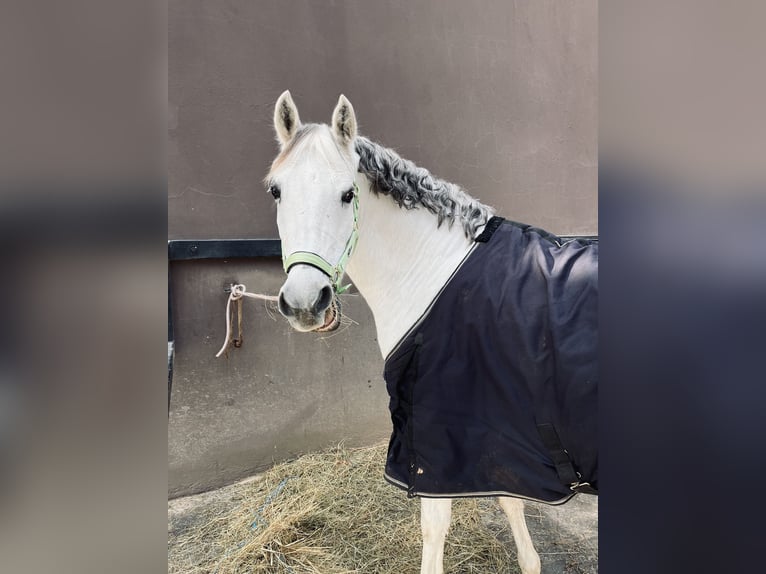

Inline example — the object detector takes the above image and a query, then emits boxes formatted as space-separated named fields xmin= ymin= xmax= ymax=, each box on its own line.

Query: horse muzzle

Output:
xmin=280 ymin=298 xmax=340 ymax=333
xmin=278 ymin=276 xmax=341 ymax=332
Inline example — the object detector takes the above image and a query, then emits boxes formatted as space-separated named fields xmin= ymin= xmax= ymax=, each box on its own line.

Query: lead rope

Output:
xmin=215 ymin=284 xmax=279 ymax=358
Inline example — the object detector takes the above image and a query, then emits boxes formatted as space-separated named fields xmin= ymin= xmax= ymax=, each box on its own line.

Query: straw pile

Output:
xmin=168 ymin=442 xmax=517 ymax=573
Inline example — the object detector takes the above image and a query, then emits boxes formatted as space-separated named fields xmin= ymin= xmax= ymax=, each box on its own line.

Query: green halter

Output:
xmin=282 ymin=182 xmax=360 ymax=294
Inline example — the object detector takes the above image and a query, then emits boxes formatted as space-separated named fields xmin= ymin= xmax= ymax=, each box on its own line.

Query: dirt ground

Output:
xmin=479 ymin=494 xmax=598 ymax=574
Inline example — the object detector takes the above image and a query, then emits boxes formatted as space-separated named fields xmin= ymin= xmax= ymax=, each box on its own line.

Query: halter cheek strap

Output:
xmin=282 ymin=182 xmax=360 ymax=294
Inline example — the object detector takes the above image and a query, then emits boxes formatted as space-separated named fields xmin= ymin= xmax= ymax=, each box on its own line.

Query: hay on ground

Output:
xmin=168 ymin=442 xmax=518 ymax=573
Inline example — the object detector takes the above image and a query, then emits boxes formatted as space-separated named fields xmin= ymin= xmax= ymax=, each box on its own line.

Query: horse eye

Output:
xmin=341 ymin=188 xmax=355 ymax=204
xmin=268 ymin=185 xmax=281 ymax=200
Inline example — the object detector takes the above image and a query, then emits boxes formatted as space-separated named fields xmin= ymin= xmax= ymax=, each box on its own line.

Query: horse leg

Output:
xmin=497 ymin=497 xmax=541 ymax=574
xmin=420 ymin=497 xmax=453 ymax=574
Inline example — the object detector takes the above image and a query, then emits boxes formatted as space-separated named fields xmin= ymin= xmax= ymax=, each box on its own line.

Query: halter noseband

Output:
xmin=282 ymin=182 xmax=360 ymax=294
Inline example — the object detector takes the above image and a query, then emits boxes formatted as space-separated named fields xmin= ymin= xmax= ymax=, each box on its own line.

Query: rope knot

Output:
xmin=229 ymin=283 xmax=247 ymax=300
xmin=215 ymin=283 xmax=279 ymax=358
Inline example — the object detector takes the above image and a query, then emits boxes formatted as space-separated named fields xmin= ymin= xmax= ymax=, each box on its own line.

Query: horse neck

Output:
xmin=345 ymin=176 xmax=476 ymax=359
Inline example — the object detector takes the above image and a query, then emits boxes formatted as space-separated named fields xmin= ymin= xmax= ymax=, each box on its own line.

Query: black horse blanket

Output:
xmin=383 ymin=217 xmax=597 ymax=504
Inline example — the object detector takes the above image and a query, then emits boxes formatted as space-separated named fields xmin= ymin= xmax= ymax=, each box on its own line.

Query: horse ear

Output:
xmin=274 ymin=90 xmax=302 ymax=148
xmin=331 ymin=94 xmax=357 ymax=146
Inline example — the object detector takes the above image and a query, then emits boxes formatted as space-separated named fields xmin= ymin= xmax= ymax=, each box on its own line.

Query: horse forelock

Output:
xmin=266 ymin=124 xmax=354 ymax=184
xmin=354 ymin=136 xmax=494 ymax=239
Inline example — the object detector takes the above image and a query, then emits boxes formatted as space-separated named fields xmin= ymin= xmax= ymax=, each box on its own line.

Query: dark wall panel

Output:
xmin=168 ymin=258 xmax=389 ymax=496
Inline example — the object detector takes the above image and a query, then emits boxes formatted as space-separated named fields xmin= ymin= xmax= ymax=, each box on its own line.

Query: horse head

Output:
xmin=266 ymin=90 xmax=360 ymax=332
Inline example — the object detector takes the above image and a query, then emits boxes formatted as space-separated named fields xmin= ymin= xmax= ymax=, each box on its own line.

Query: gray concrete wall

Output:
xmin=169 ymin=0 xmax=597 ymax=496
xmin=168 ymin=259 xmax=388 ymax=497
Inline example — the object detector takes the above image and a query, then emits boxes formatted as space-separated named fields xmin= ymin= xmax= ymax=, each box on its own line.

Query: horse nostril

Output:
xmin=312 ymin=285 xmax=333 ymax=314
xmin=278 ymin=291 xmax=294 ymax=317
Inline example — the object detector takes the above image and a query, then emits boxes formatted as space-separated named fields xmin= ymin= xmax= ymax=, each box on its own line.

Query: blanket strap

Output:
xmin=537 ymin=423 xmax=596 ymax=495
